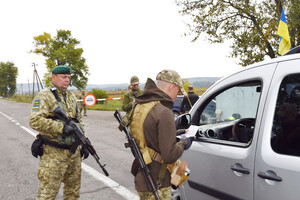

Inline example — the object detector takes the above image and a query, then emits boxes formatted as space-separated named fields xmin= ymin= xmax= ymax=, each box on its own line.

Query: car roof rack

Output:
xmin=284 ymin=46 xmax=300 ymax=55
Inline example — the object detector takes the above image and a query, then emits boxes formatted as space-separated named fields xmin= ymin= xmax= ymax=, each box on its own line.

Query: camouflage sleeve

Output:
xmin=121 ymin=92 xmax=133 ymax=112
xmin=29 ymin=92 xmax=64 ymax=136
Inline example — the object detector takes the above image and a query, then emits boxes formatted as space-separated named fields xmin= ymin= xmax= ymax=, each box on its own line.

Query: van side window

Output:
xmin=271 ymin=74 xmax=300 ymax=156
xmin=196 ymin=81 xmax=261 ymax=145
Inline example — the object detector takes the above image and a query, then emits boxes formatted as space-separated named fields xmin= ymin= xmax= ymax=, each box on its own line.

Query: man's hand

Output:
xmin=176 ymin=129 xmax=188 ymax=136
xmin=181 ymin=135 xmax=194 ymax=150
xmin=63 ymin=124 xmax=75 ymax=136
xmin=80 ymin=146 xmax=89 ymax=160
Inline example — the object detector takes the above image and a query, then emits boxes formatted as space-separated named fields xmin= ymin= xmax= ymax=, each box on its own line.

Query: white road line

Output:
xmin=82 ymin=163 xmax=139 ymax=200
xmin=20 ymin=125 xmax=37 ymax=137
xmin=0 ymin=111 xmax=139 ymax=200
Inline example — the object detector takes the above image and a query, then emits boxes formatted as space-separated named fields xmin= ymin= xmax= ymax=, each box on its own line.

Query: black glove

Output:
xmin=80 ymin=146 xmax=89 ymax=159
xmin=31 ymin=136 xmax=44 ymax=158
xmin=63 ymin=124 xmax=75 ymax=136
xmin=181 ymin=136 xmax=194 ymax=150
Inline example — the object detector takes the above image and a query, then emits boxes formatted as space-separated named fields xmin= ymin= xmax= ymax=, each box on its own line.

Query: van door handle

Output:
xmin=258 ymin=170 xmax=282 ymax=182
xmin=230 ymin=163 xmax=250 ymax=174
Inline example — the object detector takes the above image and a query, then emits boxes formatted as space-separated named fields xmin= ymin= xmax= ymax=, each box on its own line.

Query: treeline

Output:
xmin=0 ymin=62 xmax=18 ymax=97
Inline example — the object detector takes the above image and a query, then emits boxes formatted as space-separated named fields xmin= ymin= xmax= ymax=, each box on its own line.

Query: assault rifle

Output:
xmin=114 ymin=109 xmax=160 ymax=200
xmin=52 ymin=106 xmax=109 ymax=176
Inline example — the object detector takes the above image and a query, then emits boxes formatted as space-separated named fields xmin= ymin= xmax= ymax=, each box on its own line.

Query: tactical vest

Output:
xmin=129 ymin=101 xmax=161 ymax=165
xmin=129 ymin=101 xmax=189 ymax=187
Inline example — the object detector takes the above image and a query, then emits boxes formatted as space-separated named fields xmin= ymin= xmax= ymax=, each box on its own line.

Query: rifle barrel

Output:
xmin=53 ymin=106 xmax=109 ymax=177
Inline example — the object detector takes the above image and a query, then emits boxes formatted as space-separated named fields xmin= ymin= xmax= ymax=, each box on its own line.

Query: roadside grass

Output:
xmin=2 ymin=87 xmax=208 ymax=111
xmin=194 ymin=87 xmax=209 ymax=96
xmin=87 ymin=100 xmax=123 ymax=111
xmin=4 ymin=95 xmax=33 ymax=104
xmin=2 ymin=91 xmax=127 ymax=111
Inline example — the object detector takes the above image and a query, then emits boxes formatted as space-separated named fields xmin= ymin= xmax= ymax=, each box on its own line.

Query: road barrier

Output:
xmin=77 ymin=97 xmax=123 ymax=102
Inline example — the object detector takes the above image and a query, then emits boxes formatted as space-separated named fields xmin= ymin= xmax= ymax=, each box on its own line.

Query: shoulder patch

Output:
xmin=32 ymin=99 xmax=40 ymax=111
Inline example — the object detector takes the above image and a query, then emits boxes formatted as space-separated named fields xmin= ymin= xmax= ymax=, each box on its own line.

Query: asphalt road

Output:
xmin=0 ymin=99 xmax=137 ymax=200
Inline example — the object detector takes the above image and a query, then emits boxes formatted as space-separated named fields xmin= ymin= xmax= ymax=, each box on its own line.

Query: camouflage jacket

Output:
xmin=121 ymin=88 xmax=143 ymax=114
xmin=29 ymin=83 xmax=84 ymax=142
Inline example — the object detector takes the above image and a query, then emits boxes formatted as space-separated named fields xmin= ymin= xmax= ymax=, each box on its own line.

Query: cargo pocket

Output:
xmin=38 ymin=166 xmax=50 ymax=184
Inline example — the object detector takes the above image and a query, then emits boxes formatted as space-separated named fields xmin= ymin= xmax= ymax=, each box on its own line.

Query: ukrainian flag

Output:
xmin=277 ymin=8 xmax=292 ymax=55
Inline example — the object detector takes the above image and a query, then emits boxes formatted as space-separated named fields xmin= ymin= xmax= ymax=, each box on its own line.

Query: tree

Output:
xmin=183 ymin=79 xmax=191 ymax=93
xmin=176 ymin=0 xmax=300 ymax=66
xmin=31 ymin=30 xmax=89 ymax=90
xmin=0 ymin=62 xmax=18 ymax=97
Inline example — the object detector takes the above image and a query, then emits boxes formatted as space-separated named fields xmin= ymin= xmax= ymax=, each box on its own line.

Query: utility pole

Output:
xmin=32 ymin=63 xmax=43 ymax=98
xmin=19 ymin=84 xmax=23 ymax=95
xmin=28 ymin=78 xmax=30 ymax=96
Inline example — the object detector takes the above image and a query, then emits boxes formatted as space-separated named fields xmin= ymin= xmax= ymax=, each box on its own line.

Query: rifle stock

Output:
xmin=114 ymin=109 xmax=160 ymax=200
xmin=52 ymin=106 xmax=109 ymax=176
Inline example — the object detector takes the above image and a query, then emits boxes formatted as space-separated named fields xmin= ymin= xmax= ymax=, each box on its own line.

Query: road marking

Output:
xmin=82 ymin=163 xmax=139 ymax=200
xmin=20 ymin=125 xmax=37 ymax=137
xmin=0 ymin=111 xmax=139 ymax=200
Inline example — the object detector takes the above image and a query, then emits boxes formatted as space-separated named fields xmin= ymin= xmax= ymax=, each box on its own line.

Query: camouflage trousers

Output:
xmin=37 ymin=145 xmax=82 ymax=200
xmin=79 ymin=104 xmax=87 ymax=117
xmin=138 ymin=186 xmax=172 ymax=200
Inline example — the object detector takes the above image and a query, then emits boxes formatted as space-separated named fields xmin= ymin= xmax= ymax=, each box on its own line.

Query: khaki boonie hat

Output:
xmin=156 ymin=69 xmax=187 ymax=96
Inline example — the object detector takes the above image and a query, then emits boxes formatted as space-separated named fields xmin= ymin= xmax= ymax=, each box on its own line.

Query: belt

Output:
xmin=41 ymin=135 xmax=72 ymax=150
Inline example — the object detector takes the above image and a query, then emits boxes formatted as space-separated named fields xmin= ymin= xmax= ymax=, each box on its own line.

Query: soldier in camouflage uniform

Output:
xmin=30 ymin=65 xmax=89 ymax=200
xmin=122 ymin=76 xmax=143 ymax=114
xmin=78 ymin=90 xmax=87 ymax=117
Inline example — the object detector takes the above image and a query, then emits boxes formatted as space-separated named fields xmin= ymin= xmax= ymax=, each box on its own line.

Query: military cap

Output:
xmin=156 ymin=69 xmax=187 ymax=96
xmin=130 ymin=76 xmax=139 ymax=85
xmin=52 ymin=65 xmax=71 ymax=74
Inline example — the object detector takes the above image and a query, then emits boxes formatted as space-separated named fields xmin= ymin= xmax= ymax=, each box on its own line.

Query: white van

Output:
xmin=174 ymin=47 xmax=300 ymax=200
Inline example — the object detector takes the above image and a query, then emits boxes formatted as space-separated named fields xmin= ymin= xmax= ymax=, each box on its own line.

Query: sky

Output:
xmin=0 ymin=0 xmax=242 ymax=85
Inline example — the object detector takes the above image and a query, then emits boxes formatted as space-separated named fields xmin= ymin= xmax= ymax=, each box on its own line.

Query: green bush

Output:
xmin=90 ymin=89 xmax=109 ymax=99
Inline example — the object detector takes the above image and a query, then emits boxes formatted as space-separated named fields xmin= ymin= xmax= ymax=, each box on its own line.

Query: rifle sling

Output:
xmin=50 ymin=87 xmax=79 ymax=119
xmin=157 ymin=163 xmax=167 ymax=189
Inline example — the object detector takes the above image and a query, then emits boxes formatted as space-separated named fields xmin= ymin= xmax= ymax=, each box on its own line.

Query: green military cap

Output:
xmin=156 ymin=69 xmax=187 ymax=96
xmin=52 ymin=65 xmax=71 ymax=74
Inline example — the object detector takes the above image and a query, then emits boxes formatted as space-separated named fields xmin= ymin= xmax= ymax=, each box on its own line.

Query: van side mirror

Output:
xmin=175 ymin=114 xmax=191 ymax=129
